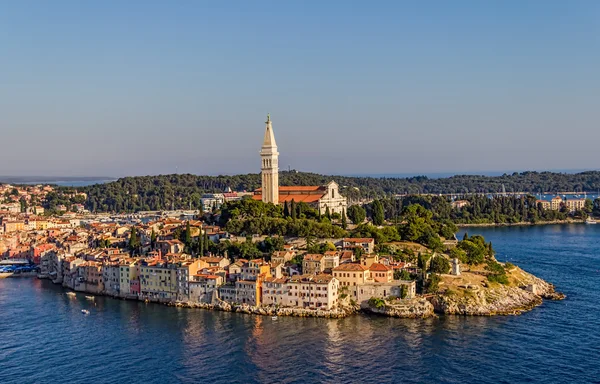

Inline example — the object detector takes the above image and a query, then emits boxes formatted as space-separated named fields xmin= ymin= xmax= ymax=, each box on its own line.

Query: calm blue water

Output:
xmin=1 ymin=225 xmax=599 ymax=383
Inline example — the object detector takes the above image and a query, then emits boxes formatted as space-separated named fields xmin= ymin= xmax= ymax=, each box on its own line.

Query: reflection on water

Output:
xmin=2 ymin=223 xmax=600 ymax=383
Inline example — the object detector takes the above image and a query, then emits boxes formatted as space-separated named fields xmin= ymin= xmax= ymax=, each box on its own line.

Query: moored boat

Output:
xmin=81 ymin=309 xmax=90 ymax=315
xmin=586 ymin=217 xmax=597 ymax=224
xmin=85 ymin=296 xmax=95 ymax=300
xmin=66 ymin=292 xmax=77 ymax=297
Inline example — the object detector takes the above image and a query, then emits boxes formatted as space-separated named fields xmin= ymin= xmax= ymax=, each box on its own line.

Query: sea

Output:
xmin=1 ymin=224 xmax=599 ymax=384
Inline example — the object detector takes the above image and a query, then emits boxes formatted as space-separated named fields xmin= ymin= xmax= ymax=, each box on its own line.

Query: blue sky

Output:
xmin=1 ymin=1 xmax=599 ymax=177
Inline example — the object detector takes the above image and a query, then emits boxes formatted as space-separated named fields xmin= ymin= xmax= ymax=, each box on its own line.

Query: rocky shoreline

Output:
xmin=361 ymin=298 xmax=436 ymax=318
xmin=168 ymin=300 xmax=358 ymax=318
xmin=430 ymin=274 xmax=565 ymax=316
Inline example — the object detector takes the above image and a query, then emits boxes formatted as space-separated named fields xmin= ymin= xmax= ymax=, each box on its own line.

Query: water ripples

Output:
xmin=2 ymin=224 xmax=600 ymax=383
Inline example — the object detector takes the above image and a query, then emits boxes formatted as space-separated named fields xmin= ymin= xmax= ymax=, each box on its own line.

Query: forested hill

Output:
xmin=66 ymin=170 xmax=600 ymax=213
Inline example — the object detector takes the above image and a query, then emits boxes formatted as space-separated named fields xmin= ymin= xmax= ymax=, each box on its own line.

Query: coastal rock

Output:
xmin=361 ymin=298 xmax=435 ymax=318
xmin=431 ymin=269 xmax=565 ymax=316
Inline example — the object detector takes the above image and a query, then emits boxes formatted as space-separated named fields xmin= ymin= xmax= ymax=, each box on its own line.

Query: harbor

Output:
xmin=0 ymin=259 xmax=39 ymax=278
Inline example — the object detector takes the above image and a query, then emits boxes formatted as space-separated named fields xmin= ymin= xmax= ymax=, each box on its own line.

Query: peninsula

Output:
xmin=0 ymin=116 xmax=564 ymax=319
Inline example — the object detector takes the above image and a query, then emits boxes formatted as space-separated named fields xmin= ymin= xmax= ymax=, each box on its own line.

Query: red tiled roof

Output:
xmin=369 ymin=263 xmax=391 ymax=272
xmin=252 ymin=193 xmax=322 ymax=203
xmin=255 ymin=186 xmax=324 ymax=192
xmin=333 ymin=263 xmax=368 ymax=271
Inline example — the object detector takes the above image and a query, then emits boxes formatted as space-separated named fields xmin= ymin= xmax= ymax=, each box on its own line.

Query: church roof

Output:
xmin=255 ymin=186 xmax=324 ymax=193
xmin=252 ymin=193 xmax=322 ymax=203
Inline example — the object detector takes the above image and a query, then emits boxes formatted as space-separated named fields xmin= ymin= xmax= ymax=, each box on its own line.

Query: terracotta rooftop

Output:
xmin=333 ymin=263 xmax=368 ymax=271
xmin=369 ymin=263 xmax=392 ymax=272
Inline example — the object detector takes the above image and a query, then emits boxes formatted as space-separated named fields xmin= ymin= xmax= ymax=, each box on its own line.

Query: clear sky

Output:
xmin=1 ymin=1 xmax=599 ymax=177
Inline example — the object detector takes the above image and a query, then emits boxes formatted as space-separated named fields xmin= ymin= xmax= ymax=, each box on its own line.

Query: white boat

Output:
xmin=66 ymin=292 xmax=77 ymax=297
xmin=85 ymin=296 xmax=95 ymax=300
xmin=81 ymin=309 xmax=90 ymax=315
xmin=586 ymin=218 xmax=597 ymax=224
xmin=271 ymin=316 xmax=278 ymax=320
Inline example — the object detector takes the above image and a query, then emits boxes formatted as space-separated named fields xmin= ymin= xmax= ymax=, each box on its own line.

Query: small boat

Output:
xmin=586 ymin=217 xmax=597 ymax=225
xmin=85 ymin=296 xmax=95 ymax=300
xmin=81 ymin=309 xmax=90 ymax=315
xmin=66 ymin=292 xmax=77 ymax=297
xmin=271 ymin=316 xmax=278 ymax=320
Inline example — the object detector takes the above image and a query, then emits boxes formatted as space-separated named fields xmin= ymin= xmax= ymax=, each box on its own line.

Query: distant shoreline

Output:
xmin=457 ymin=219 xmax=585 ymax=228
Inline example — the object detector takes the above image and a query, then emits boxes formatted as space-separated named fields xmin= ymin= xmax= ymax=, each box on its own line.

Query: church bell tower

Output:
xmin=260 ymin=113 xmax=279 ymax=204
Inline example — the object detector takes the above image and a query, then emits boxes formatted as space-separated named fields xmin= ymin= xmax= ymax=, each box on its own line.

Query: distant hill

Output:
xmin=69 ymin=170 xmax=600 ymax=212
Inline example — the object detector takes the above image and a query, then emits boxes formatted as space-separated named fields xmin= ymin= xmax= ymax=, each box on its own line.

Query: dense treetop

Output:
xmin=44 ymin=170 xmax=600 ymax=213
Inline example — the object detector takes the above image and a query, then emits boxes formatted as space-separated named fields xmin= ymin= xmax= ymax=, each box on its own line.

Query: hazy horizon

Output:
xmin=1 ymin=168 xmax=599 ymax=182
xmin=2 ymin=1 xmax=599 ymax=177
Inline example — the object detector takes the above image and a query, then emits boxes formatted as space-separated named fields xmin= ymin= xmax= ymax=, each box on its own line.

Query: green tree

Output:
xmin=291 ymin=199 xmax=297 ymax=220
xmin=184 ymin=221 xmax=192 ymax=248
xmin=429 ymin=255 xmax=451 ymax=274
xmin=203 ymin=232 xmax=210 ymax=254
xmin=347 ymin=205 xmax=366 ymax=224
xmin=394 ymin=269 xmax=412 ymax=281
xmin=325 ymin=206 xmax=331 ymax=220
xmin=372 ymin=200 xmax=385 ymax=225
xmin=458 ymin=239 xmax=485 ymax=265
xmin=584 ymin=198 xmax=593 ymax=213
xmin=128 ymin=227 xmax=141 ymax=253
xmin=196 ymin=232 xmax=204 ymax=256
xmin=150 ymin=228 xmax=157 ymax=249
xmin=425 ymin=273 xmax=441 ymax=293
xmin=283 ymin=201 xmax=290 ymax=217
xmin=341 ymin=210 xmax=348 ymax=230
xmin=399 ymin=285 xmax=408 ymax=299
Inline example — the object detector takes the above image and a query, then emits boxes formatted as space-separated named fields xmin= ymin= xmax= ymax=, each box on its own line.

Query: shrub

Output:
xmin=368 ymin=297 xmax=386 ymax=309
xmin=487 ymin=273 xmax=509 ymax=285
xmin=430 ymin=256 xmax=451 ymax=274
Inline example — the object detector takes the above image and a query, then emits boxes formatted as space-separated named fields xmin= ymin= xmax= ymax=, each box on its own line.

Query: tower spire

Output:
xmin=260 ymin=114 xmax=279 ymax=204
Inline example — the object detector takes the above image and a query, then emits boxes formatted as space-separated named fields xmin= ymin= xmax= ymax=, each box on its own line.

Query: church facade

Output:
xmin=253 ymin=115 xmax=347 ymax=216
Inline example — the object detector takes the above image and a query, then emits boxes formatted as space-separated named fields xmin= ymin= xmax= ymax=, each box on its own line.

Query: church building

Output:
xmin=253 ymin=114 xmax=347 ymax=216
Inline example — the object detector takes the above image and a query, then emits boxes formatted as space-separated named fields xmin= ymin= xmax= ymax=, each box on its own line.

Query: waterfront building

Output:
xmin=286 ymin=274 xmax=339 ymax=309
xmin=189 ymin=274 xmax=223 ymax=303
xmin=176 ymin=260 xmax=206 ymax=301
xmin=537 ymin=200 xmax=551 ymax=210
xmin=261 ymin=277 xmax=289 ymax=306
xmin=368 ymin=263 xmax=394 ymax=283
xmin=139 ymin=262 xmax=178 ymax=300
xmin=234 ymin=280 xmax=260 ymax=305
xmin=102 ymin=261 xmax=120 ymax=296
xmin=565 ymin=198 xmax=586 ymax=212
xmin=332 ymin=263 xmax=369 ymax=288
xmin=355 ymin=280 xmax=416 ymax=303
xmin=550 ymin=196 xmax=563 ymax=210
